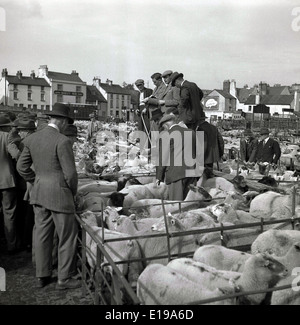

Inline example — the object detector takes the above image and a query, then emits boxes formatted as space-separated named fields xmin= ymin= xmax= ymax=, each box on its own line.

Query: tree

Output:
xmin=122 ymin=82 xmax=134 ymax=90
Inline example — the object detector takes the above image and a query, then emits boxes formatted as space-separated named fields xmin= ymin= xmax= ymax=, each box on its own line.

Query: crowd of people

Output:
xmin=0 ymin=70 xmax=283 ymax=292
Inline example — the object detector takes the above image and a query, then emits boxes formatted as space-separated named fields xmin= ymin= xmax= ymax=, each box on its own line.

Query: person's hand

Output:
xmin=158 ymin=100 xmax=165 ymax=105
xmin=156 ymin=179 xmax=161 ymax=186
xmin=142 ymin=108 xmax=147 ymax=114
xmin=142 ymin=97 xmax=149 ymax=103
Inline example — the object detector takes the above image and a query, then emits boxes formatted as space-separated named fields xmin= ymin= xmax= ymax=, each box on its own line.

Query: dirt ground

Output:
xmin=0 ymin=241 xmax=93 ymax=305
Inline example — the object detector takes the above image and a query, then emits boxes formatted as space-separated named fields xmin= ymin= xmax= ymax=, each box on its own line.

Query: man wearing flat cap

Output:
xmin=239 ymin=129 xmax=258 ymax=164
xmin=172 ymin=72 xmax=204 ymax=131
xmin=17 ymin=103 xmax=80 ymax=290
xmin=255 ymin=127 xmax=281 ymax=165
xmin=134 ymin=79 xmax=153 ymax=133
xmin=156 ymin=114 xmax=200 ymax=200
xmin=148 ymin=70 xmax=181 ymax=116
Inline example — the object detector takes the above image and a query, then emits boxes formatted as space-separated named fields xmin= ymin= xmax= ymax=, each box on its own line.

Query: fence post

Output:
xmin=81 ymin=227 xmax=87 ymax=298
xmin=220 ymin=223 xmax=226 ymax=247
xmin=161 ymin=197 xmax=171 ymax=262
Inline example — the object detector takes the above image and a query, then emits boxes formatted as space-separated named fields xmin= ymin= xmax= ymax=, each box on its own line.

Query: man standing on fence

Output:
xmin=255 ymin=127 xmax=281 ymax=166
xmin=17 ymin=103 xmax=80 ymax=290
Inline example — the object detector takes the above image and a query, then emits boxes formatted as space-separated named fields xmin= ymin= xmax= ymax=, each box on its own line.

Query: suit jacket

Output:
xmin=0 ymin=131 xmax=16 ymax=189
xmin=16 ymin=126 xmax=78 ymax=213
xmin=179 ymin=80 xmax=204 ymax=125
xmin=137 ymin=87 xmax=153 ymax=132
xmin=148 ymin=83 xmax=180 ymax=114
xmin=156 ymin=125 xmax=199 ymax=185
xmin=197 ymin=121 xmax=224 ymax=164
xmin=255 ymin=138 xmax=281 ymax=164
xmin=240 ymin=138 xmax=258 ymax=163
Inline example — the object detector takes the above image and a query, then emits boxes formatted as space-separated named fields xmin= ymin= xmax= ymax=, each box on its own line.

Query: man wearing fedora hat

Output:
xmin=17 ymin=103 xmax=80 ymax=289
xmin=156 ymin=114 xmax=200 ymax=200
xmin=0 ymin=115 xmax=18 ymax=254
xmin=171 ymin=72 xmax=204 ymax=131
xmin=196 ymin=112 xmax=224 ymax=169
xmin=255 ymin=127 xmax=281 ymax=165
xmin=240 ymin=129 xmax=258 ymax=164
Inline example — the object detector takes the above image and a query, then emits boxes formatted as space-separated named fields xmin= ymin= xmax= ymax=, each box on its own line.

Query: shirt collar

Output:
xmin=48 ymin=123 xmax=60 ymax=132
xmin=181 ymin=79 xmax=186 ymax=87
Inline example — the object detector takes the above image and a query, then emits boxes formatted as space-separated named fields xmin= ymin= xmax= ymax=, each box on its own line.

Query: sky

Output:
xmin=0 ymin=0 xmax=299 ymax=90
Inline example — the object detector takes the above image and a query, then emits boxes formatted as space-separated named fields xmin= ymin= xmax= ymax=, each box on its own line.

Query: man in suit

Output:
xmin=171 ymin=72 xmax=204 ymax=130
xmin=196 ymin=113 xmax=224 ymax=169
xmin=156 ymin=114 xmax=200 ymax=200
xmin=87 ymin=113 xmax=99 ymax=141
xmin=17 ymin=103 xmax=80 ymax=290
xmin=239 ymin=129 xmax=258 ymax=164
xmin=255 ymin=128 xmax=281 ymax=165
xmin=135 ymin=79 xmax=153 ymax=133
xmin=0 ymin=115 xmax=18 ymax=254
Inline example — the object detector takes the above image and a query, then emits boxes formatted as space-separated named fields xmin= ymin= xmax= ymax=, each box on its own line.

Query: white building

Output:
xmin=0 ymin=68 xmax=51 ymax=110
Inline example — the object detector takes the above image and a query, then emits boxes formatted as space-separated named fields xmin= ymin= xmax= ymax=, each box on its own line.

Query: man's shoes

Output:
xmin=36 ymin=276 xmax=52 ymax=288
xmin=56 ymin=278 xmax=81 ymax=290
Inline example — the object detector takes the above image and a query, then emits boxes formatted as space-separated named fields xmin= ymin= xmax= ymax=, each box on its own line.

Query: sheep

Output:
xmin=193 ymin=245 xmax=252 ymax=272
xmin=251 ymin=229 xmax=300 ymax=256
xmin=167 ymin=255 xmax=288 ymax=305
xmin=128 ymin=185 xmax=212 ymax=218
xmin=137 ymin=263 xmax=236 ymax=305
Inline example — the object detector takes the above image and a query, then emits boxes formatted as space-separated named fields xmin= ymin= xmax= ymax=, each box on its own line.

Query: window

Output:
xmin=13 ymin=84 xmax=18 ymax=90
xmin=116 ymin=94 xmax=119 ymax=100
xmin=14 ymin=92 xmax=18 ymax=100
xmin=57 ymin=94 xmax=63 ymax=102
xmin=76 ymin=86 xmax=81 ymax=92
xmin=41 ymin=93 xmax=45 ymax=101
xmin=57 ymin=84 xmax=63 ymax=91
xmin=28 ymin=85 xmax=32 ymax=91
xmin=41 ymin=105 xmax=44 ymax=110
xmin=248 ymin=105 xmax=252 ymax=112
xmin=28 ymin=104 xmax=32 ymax=109
xmin=19 ymin=104 xmax=23 ymax=108
xmin=41 ymin=86 xmax=45 ymax=91
xmin=28 ymin=92 xmax=32 ymax=101
xmin=46 ymin=105 xmax=50 ymax=110
xmin=110 ymin=110 xmax=113 ymax=116
xmin=76 ymin=96 xmax=81 ymax=104
xmin=116 ymin=110 xmax=119 ymax=117
xmin=110 ymin=98 xmax=113 ymax=108
xmin=14 ymin=104 xmax=18 ymax=108
xmin=33 ymin=104 xmax=37 ymax=110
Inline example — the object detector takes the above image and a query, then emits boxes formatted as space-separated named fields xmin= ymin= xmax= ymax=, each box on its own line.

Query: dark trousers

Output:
xmin=0 ymin=188 xmax=17 ymax=251
xmin=33 ymin=205 xmax=78 ymax=280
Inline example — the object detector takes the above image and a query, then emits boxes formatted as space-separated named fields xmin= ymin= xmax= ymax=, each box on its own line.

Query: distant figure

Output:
xmin=135 ymin=79 xmax=153 ymax=133
xmin=87 ymin=113 xmax=99 ymax=141
xmin=196 ymin=113 xmax=224 ymax=169
xmin=171 ymin=72 xmax=204 ymax=130
xmin=255 ymin=128 xmax=281 ymax=166
xmin=240 ymin=129 xmax=258 ymax=164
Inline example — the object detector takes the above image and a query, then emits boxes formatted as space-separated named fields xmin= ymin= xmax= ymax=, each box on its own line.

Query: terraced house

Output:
xmin=0 ymin=68 xmax=51 ymax=111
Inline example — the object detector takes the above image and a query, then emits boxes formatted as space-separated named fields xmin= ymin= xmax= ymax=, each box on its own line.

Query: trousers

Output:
xmin=0 ymin=188 xmax=17 ymax=251
xmin=33 ymin=205 xmax=78 ymax=280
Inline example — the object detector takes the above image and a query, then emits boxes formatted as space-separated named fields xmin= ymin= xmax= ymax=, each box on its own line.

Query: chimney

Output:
xmin=259 ymin=81 xmax=268 ymax=96
xmin=38 ymin=65 xmax=48 ymax=77
xmin=106 ymin=79 xmax=113 ymax=86
xmin=93 ymin=77 xmax=101 ymax=88
xmin=223 ymin=80 xmax=230 ymax=93
xmin=71 ymin=70 xmax=78 ymax=76
xmin=255 ymin=94 xmax=260 ymax=105
xmin=16 ymin=70 xmax=22 ymax=79
xmin=229 ymin=79 xmax=237 ymax=97
xmin=1 ymin=68 xmax=8 ymax=78
xmin=30 ymin=70 xmax=35 ymax=79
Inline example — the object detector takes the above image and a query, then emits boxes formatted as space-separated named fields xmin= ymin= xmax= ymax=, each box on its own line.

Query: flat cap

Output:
xmin=162 ymin=70 xmax=173 ymax=78
xmin=159 ymin=114 xmax=176 ymax=128
xmin=135 ymin=79 xmax=144 ymax=86
xmin=171 ymin=72 xmax=184 ymax=86
xmin=260 ymin=127 xmax=270 ymax=135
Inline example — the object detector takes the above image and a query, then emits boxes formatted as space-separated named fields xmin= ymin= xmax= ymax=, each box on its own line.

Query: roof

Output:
xmin=6 ymin=75 xmax=50 ymax=87
xmin=86 ymin=85 xmax=107 ymax=103
xmin=245 ymin=95 xmax=294 ymax=105
xmin=100 ymin=83 xmax=131 ymax=95
xmin=268 ymin=86 xmax=290 ymax=96
xmin=236 ymin=87 xmax=256 ymax=103
xmin=47 ymin=71 xmax=84 ymax=83
xmin=214 ymin=89 xmax=236 ymax=99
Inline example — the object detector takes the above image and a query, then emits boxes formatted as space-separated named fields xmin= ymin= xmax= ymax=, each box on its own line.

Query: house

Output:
xmin=86 ymin=85 xmax=108 ymax=121
xmin=0 ymin=68 xmax=51 ymax=111
xmin=92 ymin=77 xmax=133 ymax=121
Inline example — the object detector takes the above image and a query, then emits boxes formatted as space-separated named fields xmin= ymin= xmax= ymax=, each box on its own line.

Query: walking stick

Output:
xmin=141 ymin=112 xmax=152 ymax=147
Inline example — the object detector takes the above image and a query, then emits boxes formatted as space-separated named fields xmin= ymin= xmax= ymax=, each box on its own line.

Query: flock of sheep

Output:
xmin=73 ymin=121 xmax=300 ymax=305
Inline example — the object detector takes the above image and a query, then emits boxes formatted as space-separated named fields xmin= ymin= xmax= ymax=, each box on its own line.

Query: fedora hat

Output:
xmin=46 ymin=103 xmax=74 ymax=123
xmin=0 ymin=116 xmax=11 ymax=127
xmin=171 ymin=72 xmax=184 ymax=86
xmin=63 ymin=124 xmax=78 ymax=137
xmin=159 ymin=114 xmax=176 ymax=128
xmin=151 ymin=109 xmax=164 ymax=121
xmin=37 ymin=112 xmax=49 ymax=120
xmin=16 ymin=118 xmax=36 ymax=130
xmin=260 ymin=127 xmax=270 ymax=135
xmin=162 ymin=70 xmax=173 ymax=78
xmin=199 ymin=112 xmax=207 ymax=120
xmin=243 ymin=129 xmax=254 ymax=137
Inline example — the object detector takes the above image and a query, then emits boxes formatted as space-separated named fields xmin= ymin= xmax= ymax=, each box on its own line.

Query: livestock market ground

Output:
xmin=0 ymin=243 xmax=93 ymax=305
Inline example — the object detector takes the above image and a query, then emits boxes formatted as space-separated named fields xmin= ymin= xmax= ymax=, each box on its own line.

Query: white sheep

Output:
xmin=137 ymin=263 xmax=236 ymax=305
xmin=251 ymin=229 xmax=300 ymax=256
xmin=167 ymin=254 xmax=288 ymax=305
